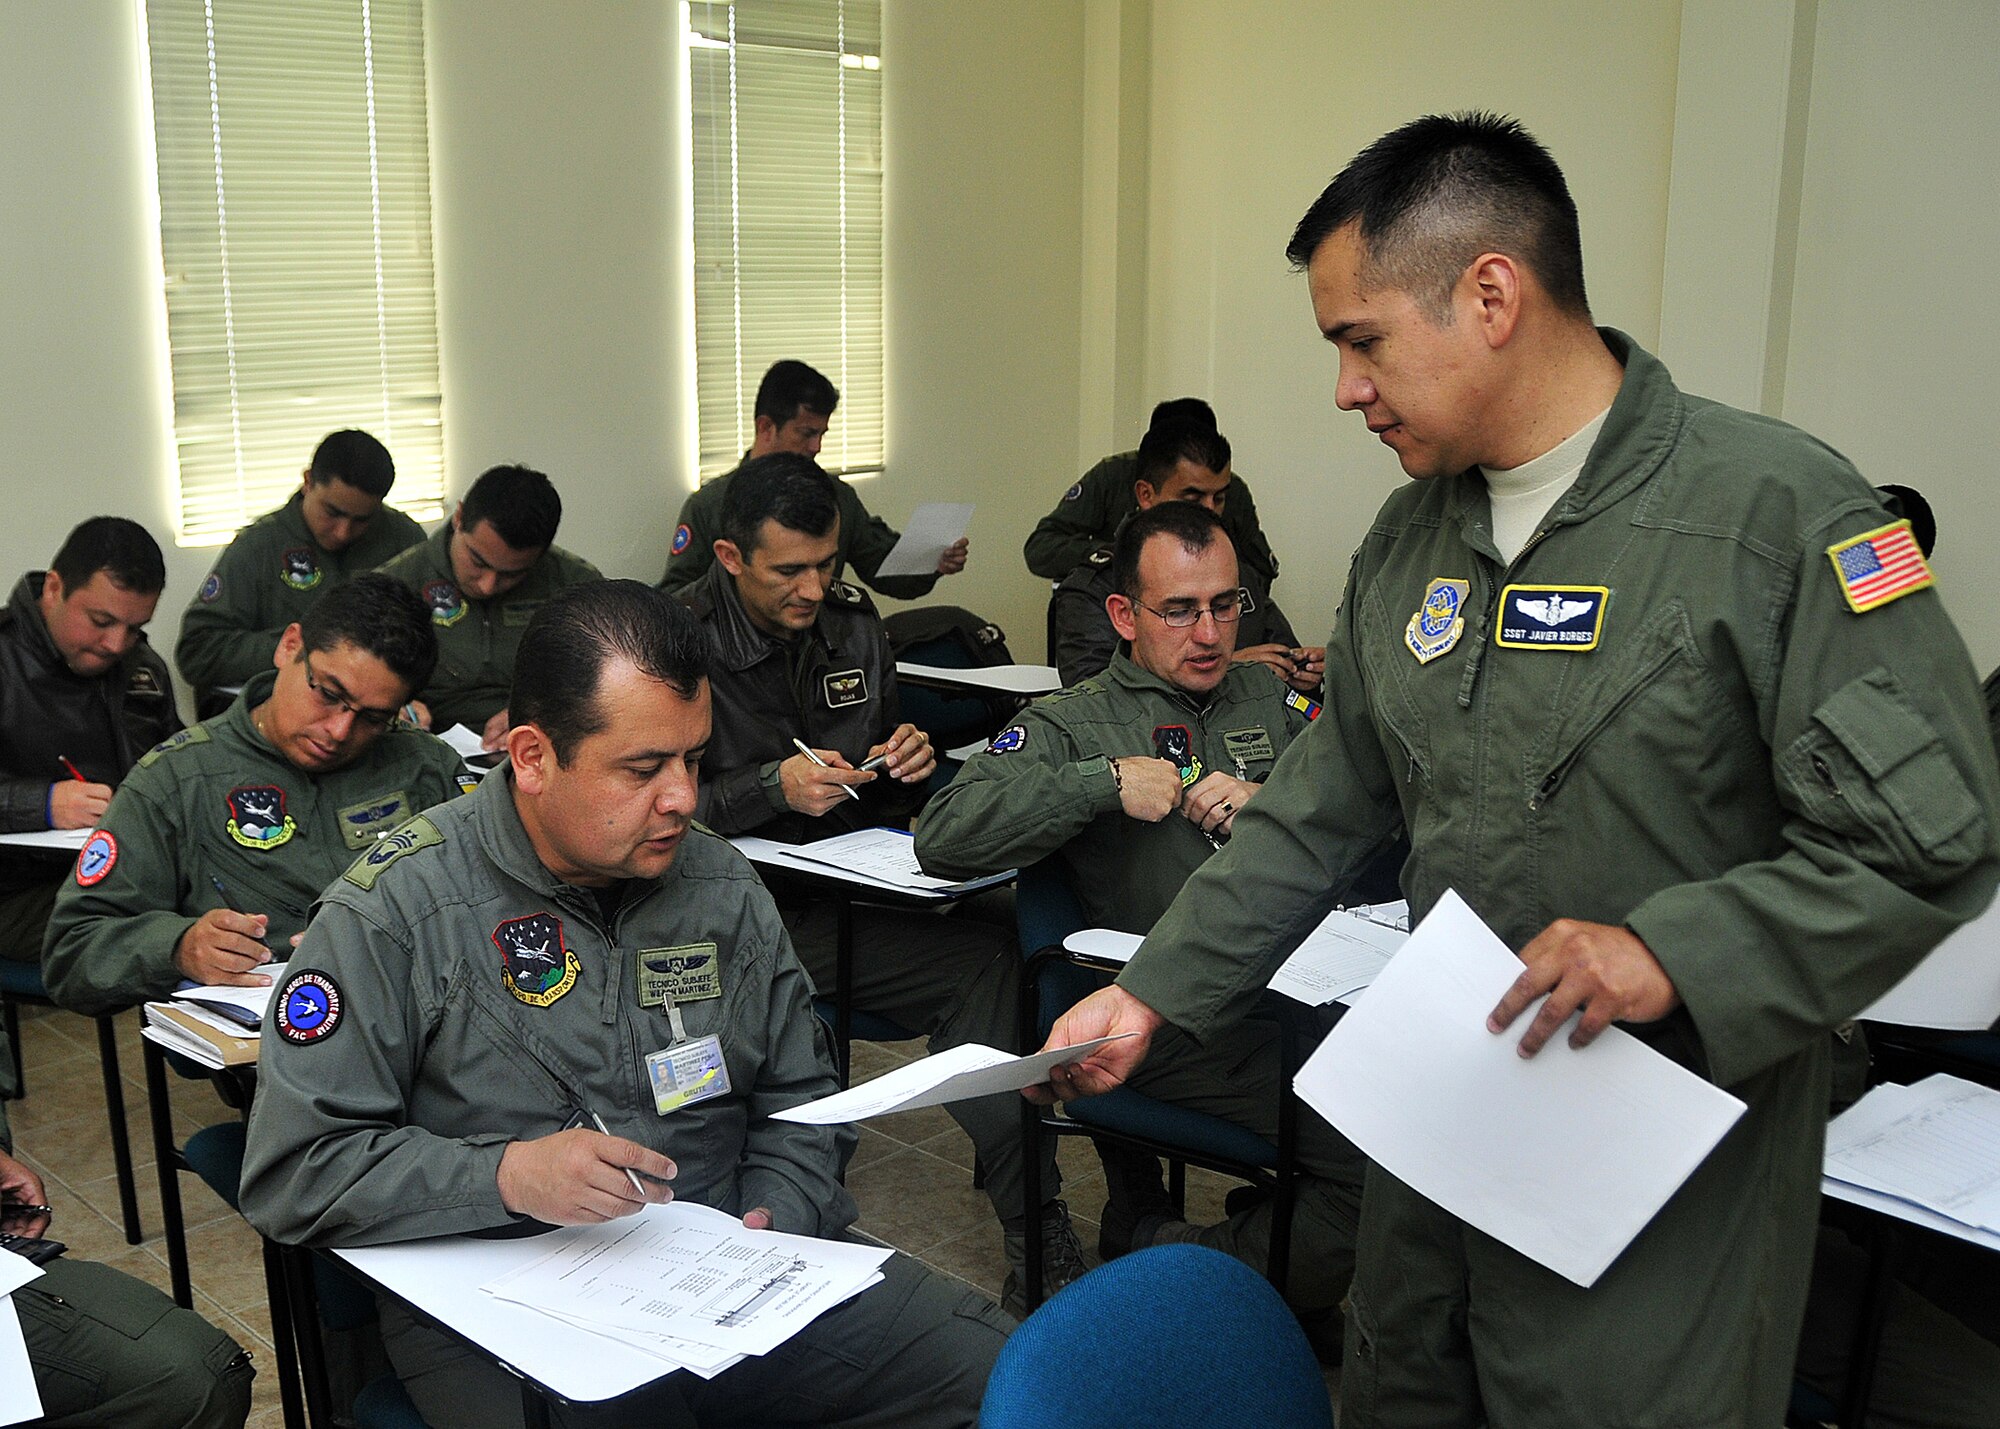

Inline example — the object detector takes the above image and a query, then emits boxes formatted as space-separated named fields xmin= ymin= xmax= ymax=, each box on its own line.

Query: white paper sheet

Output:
xmin=173 ymin=964 xmax=286 ymax=1023
xmin=895 ymin=662 xmax=1062 ymax=695
xmin=731 ymin=832 xmax=1012 ymax=899
xmin=1062 ymin=929 xmax=1143 ymax=964
xmin=435 ymin=724 xmax=495 ymax=761
xmin=1822 ymin=1175 xmax=2000 ymax=1253
xmin=0 ymin=828 xmax=90 ymax=850
xmin=1861 ymin=892 xmax=2000 ymax=1029
xmin=771 ymin=1036 xmax=1131 ymax=1124
xmin=0 ymin=1250 xmax=44 ymax=1300
xmin=1823 ymin=1074 xmax=2000 ymax=1231
xmin=1293 ymin=889 xmax=1746 ymax=1287
xmin=872 ymin=502 xmax=975 ymax=579
xmin=1268 ymin=910 xmax=1409 ymax=1007
xmin=0 ymin=1296 xmax=41 ymax=1427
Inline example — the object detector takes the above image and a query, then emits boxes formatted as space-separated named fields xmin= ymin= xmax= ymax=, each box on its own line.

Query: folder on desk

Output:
xmin=143 ymin=1002 xmax=258 ymax=1068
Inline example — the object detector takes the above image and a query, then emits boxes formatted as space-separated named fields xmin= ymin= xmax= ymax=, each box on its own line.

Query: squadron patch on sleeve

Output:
xmin=987 ymin=725 xmax=1027 ymax=754
xmin=342 ymin=814 xmax=444 ymax=890
xmin=1827 ymin=519 xmax=1935 ymax=614
xmin=495 ymin=911 xmax=579 ymax=1008
xmin=671 ymin=523 xmax=693 ymax=555
xmin=273 ymin=970 xmax=344 ymax=1046
xmin=198 ymin=572 xmax=222 ymax=604
xmin=1063 ymin=482 xmax=1083 ymax=502
xmin=75 ymin=830 xmax=118 ymax=887
xmin=455 ymin=772 xmax=483 ymax=798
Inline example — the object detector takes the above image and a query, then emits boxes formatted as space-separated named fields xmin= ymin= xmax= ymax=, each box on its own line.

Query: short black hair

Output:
xmin=1136 ymin=419 xmax=1231 ymax=492
xmin=1286 ymin=111 xmax=1589 ymax=322
xmin=461 ymin=464 xmax=562 ymax=552
xmin=1147 ymin=397 xmax=1218 ymax=434
xmin=1113 ymin=501 xmax=1232 ymax=604
xmin=1877 ymin=484 xmax=1937 ymax=558
xmin=299 ymin=572 xmax=437 ymax=691
xmin=720 ymin=453 xmax=840 ymax=557
xmin=754 ymin=360 xmax=840 ymax=428
xmin=308 ymin=429 xmax=397 ymax=498
xmin=511 ymin=580 xmax=709 ymax=764
xmin=50 ymin=517 xmax=167 ymax=597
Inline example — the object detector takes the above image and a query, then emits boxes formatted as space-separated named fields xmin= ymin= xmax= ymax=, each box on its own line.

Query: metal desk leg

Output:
xmin=140 ymin=1035 xmax=193 ymax=1308
xmin=95 ymin=1014 xmax=143 ymax=1244
xmin=262 ymin=1240 xmax=308 ymax=1429
xmin=834 ymin=894 xmax=855 ymax=1087
xmin=522 ymin=1381 xmax=554 ymax=1429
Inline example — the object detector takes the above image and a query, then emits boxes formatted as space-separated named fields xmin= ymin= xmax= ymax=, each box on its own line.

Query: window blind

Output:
xmin=144 ymin=0 xmax=444 ymax=546
xmin=688 ymin=0 xmax=884 ymax=480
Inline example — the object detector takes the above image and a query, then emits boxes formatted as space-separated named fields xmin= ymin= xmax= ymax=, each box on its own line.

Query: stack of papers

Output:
xmin=142 ymin=980 xmax=278 ymax=1068
xmin=0 ymin=1246 xmax=46 ymax=1424
xmin=1062 ymin=904 xmax=1410 ymax=1007
xmin=1823 ymin=1075 xmax=2000 ymax=1246
xmin=173 ymin=967 xmax=286 ymax=1029
xmin=435 ymin=724 xmax=502 ymax=765
xmin=733 ymin=828 xmax=1013 ymax=899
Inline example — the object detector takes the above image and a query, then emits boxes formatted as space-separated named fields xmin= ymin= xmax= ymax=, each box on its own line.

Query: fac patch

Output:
xmin=138 ymin=725 xmax=211 ymax=769
xmin=338 ymin=791 xmax=411 ymax=851
xmin=342 ymin=814 xmax=443 ymax=890
xmin=1496 ymin=585 xmax=1609 ymax=651
xmin=1284 ymin=688 xmax=1323 ymax=721
xmin=1152 ymin=725 xmax=1203 ymax=787
xmin=1062 ymin=482 xmax=1083 ymax=502
xmin=198 ymin=572 xmax=222 ymax=604
xmin=75 ymin=830 xmax=118 ymax=887
xmin=422 ymin=579 xmax=467 ymax=627
xmin=273 ymin=970 xmax=344 ymax=1046
xmin=502 ymin=600 xmax=542 ymax=628
xmin=495 ymin=911 xmax=579 ymax=1008
xmin=1221 ymin=727 xmax=1275 ymax=765
xmin=988 ymin=725 xmax=1028 ymax=754
xmin=637 ymin=943 xmax=722 ymax=1009
xmin=1406 ymin=577 xmax=1469 ymax=664
xmin=455 ymin=772 xmax=482 ymax=797
xmin=127 ymin=665 xmax=160 ymax=695
xmin=671 ymin=523 xmax=693 ymax=555
xmin=1827 ymin=519 xmax=1935 ymax=614
xmin=226 ymin=785 xmax=297 ymax=849
xmin=823 ymin=667 xmax=869 ymax=709
xmin=279 ymin=547 xmax=323 ymax=591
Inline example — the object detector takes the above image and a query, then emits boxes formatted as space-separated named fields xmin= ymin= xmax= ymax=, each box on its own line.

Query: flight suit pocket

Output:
xmin=1528 ymin=604 xmax=1695 ymax=809
xmin=1782 ymin=668 xmax=1987 ymax=881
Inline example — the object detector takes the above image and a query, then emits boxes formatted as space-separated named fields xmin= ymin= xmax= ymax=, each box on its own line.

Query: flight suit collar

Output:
xmin=1104 ymin=652 xmax=1220 ymax=719
xmin=274 ymin=489 xmax=321 ymax=550
xmin=690 ymin=561 xmax=843 ymax=675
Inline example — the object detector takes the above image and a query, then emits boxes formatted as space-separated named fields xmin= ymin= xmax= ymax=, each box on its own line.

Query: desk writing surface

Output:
xmin=0 ymin=828 xmax=90 ymax=850
xmin=894 ymin=661 xmax=1061 ymax=695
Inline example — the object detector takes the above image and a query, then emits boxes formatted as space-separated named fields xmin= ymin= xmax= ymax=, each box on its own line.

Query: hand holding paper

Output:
xmin=1488 ymin=917 xmax=1681 ymax=1055
xmin=772 ymin=1036 xmax=1133 ymax=1123
xmin=873 ymin=503 xmax=974 ymax=579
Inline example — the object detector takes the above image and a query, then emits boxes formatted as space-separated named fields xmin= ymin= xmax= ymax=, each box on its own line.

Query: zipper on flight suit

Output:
xmin=1527 ymin=638 xmax=1684 ymax=811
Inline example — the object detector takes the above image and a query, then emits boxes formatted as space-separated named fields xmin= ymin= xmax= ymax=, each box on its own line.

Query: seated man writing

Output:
xmin=44 ymin=574 xmax=468 ymax=1013
xmin=239 ymin=581 xmax=1012 ymax=1428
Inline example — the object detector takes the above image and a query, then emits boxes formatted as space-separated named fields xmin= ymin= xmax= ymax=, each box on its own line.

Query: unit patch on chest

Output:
xmin=422 ymin=579 xmax=467 ymax=627
xmin=1495 ymin=585 xmax=1608 ymax=651
xmin=279 ymin=547 xmax=323 ymax=591
xmin=1406 ymin=577 xmax=1469 ymax=664
xmin=337 ymin=791 xmax=412 ymax=850
xmin=494 ymin=911 xmax=579 ymax=1008
xmin=226 ymin=785 xmax=297 ymax=849
xmin=1152 ymin=725 xmax=1203 ymax=787
xmin=823 ymin=667 xmax=869 ymax=708
xmin=636 ymin=943 xmax=722 ymax=1009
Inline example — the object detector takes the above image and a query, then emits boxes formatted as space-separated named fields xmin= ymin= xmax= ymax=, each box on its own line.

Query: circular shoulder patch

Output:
xmin=671 ymin=523 xmax=693 ymax=555
xmin=273 ymin=970 xmax=344 ymax=1046
xmin=1062 ymin=482 xmax=1083 ymax=503
xmin=987 ymin=725 xmax=1027 ymax=754
xmin=75 ymin=830 xmax=118 ymax=886
xmin=198 ymin=572 xmax=222 ymax=604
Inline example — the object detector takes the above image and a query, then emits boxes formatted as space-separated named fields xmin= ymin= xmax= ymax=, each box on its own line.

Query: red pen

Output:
xmin=58 ymin=755 xmax=87 ymax=783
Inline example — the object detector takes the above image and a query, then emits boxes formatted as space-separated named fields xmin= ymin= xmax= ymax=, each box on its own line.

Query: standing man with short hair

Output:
xmin=1039 ymin=112 xmax=2000 ymax=1428
xmin=176 ymin=428 xmax=426 ymax=703
xmin=240 ymin=581 xmax=1011 ymax=1429
xmin=660 ymin=359 xmax=969 ymax=601
xmin=378 ymin=463 xmax=603 ymax=749
xmin=45 ymin=573 xmax=469 ymax=1015
xmin=0 ymin=517 xmax=181 ymax=973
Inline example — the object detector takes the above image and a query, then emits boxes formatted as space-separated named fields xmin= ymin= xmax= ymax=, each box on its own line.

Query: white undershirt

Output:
xmin=1480 ymin=408 xmax=1609 ymax=564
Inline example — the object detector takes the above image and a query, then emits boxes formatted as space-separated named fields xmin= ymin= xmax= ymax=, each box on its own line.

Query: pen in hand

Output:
xmin=588 ymin=1109 xmax=652 ymax=1197
xmin=58 ymin=755 xmax=87 ymax=783
xmin=791 ymin=738 xmax=863 ymax=802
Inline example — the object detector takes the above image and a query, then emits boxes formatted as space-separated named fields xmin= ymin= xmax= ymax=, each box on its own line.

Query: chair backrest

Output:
xmin=1015 ymin=856 xmax=1087 ymax=959
xmin=979 ymin=1243 xmax=1333 ymax=1429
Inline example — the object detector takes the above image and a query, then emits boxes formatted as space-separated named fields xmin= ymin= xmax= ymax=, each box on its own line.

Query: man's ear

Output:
xmin=1132 ymin=479 xmax=1159 ymax=511
xmin=508 ymin=722 xmax=553 ymax=794
xmin=273 ymin=623 xmax=304 ymax=670
xmin=1464 ymin=251 xmax=1523 ymax=350
xmin=714 ymin=538 xmax=747 ymax=577
xmin=451 ymin=502 xmax=465 ymax=535
xmin=1107 ymin=593 xmax=1140 ymax=644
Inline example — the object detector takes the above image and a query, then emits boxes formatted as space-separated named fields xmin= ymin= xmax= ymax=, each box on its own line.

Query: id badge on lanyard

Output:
xmin=644 ymin=997 xmax=731 ymax=1114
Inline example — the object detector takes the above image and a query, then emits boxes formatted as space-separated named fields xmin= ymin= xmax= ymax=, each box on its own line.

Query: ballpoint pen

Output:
xmin=791 ymin=738 xmax=862 ymax=801
xmin=58 ymin=755 xmax=87 ymax=783
xmin=589 ymin=1109 xmax=652 ymax=1198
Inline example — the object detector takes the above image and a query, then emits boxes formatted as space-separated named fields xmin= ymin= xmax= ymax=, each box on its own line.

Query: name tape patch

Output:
xmin=1495 ymin=585 xmax=1609 ymax=651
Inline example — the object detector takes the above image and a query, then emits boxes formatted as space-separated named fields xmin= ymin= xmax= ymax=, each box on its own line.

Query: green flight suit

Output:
xmin=1022 ymin=451 xmax=1278 ymax=583
xmin=237 ymin=769 xmax=1009 ymax=1429
xmin=915 ymin=656 xmax=1362 ymax=1312
xmin=376 ymin=526 xmax=604 ymax=730
xmin=41 ymin=669 xmax=470 ymax=1015
xmin=175 ymin=490 xmax=426 ymax=696
xmin=659 ymin=458 xmax=943 ymax=601
xmin=0 ymin=1023 xmax=254 ymax=1428
xmin=1117 ymin=332 xmax=2000 ymax=1428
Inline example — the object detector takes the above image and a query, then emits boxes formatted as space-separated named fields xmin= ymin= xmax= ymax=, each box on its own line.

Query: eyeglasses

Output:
xmin=302 ymin=652 xmax=400 ymax=729
xmin=1132 ymin=593 xmax=1244 ymax=629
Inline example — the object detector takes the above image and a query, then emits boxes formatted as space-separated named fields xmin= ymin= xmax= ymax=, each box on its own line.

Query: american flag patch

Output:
xmin=1826 ymin=519 xmax=1935 ymax=614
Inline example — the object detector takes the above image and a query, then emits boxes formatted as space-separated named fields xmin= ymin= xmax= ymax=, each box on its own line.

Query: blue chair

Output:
xmin=980 ymin=1244 xmax=1333 ymax=1428
xmin=1014 ymin=858 xmax=1298 ymax=1313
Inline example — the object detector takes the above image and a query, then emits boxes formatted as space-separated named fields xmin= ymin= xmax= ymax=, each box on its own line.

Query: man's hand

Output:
xmin=1112 ymin=757 xmax=1184 ymax=822
xmin=779 ymin=750 xmax=874 ymax=816
xmin=173 ymin=910 xmax=275 ymax=987
xmin=1287 ymin=646 xmax=1327 ymax=692
xmin=742 ymin=1206 xmax=774 ymax=1230
xmin=1182 ymin=772 xmax=1257 ymax=839
xmin=1233 ymin=644 xmax=1300 ymax=685
xmin=497 ymin=1129 xmax=677 ymax=1225
xmin=866 ymin=724 xmax=935 ymax=784
xmin=403 ymin=700 xmax=432 ymax=731
xmin=1032 ymin=986 xmax=1166 ymax=1103
xmin=0 ymin=1147 xmax=51 ymax=1239
xmin=1488 ymin=919 xmax=1680 ymax=1057
xmin=49 ymin=781 xmax=112 ymax=830
xmin=480 ymin=708 xmax=511 ymax=753
xmin=935 ymin=537 xmax=970 ymax=576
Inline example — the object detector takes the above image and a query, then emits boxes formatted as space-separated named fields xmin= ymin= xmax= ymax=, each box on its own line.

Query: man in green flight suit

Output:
xmin=44 ymin=573 xmax=470 ymax=1015
xmin=1037 ymin=113 xmax=2000 ymax=1429
xmin=659 ymin=359 xmax=969 ymax=602
xmin=239 ymin=581 xmax=1011 ymax=1428
xmin=2 ymin=1016 xmax=254 ymax=1426
xmin=1022 ymin=397 xmax=1280 ymax=585
xmin=918 ymin=500 xmax=1362 ymax=1337
xmin=176 ymin=429 xmax=427 ymax=706
xmin=377 ymin=463 xmax=603 ymax=749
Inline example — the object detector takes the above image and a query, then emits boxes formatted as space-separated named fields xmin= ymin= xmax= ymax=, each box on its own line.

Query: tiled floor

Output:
xmin=9 ymin=1001 xmax=1336 ymax=1425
